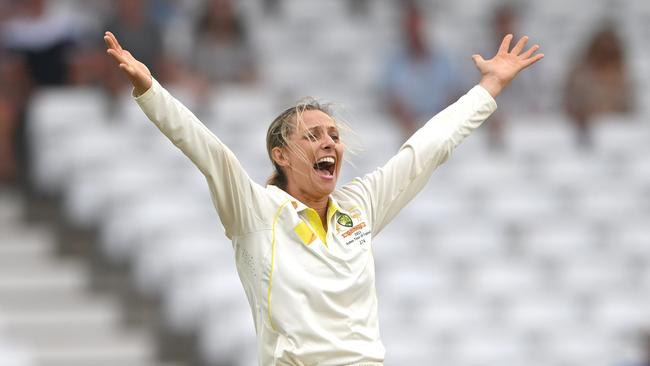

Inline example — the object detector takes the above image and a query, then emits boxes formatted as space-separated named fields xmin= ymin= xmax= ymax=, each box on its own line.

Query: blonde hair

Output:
xmin=265 ymin=98 xmax=356 ymax=190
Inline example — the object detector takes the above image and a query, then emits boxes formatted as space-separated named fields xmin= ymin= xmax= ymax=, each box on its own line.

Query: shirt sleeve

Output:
xmin=134 ymin=78 xmax=270 ymax=238
xmin=339 ymin=85 xmax=497 ymax=237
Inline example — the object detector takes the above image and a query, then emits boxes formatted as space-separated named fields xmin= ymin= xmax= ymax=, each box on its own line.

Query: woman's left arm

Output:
xmin=340 ymin=35 xmax=543 ymax=236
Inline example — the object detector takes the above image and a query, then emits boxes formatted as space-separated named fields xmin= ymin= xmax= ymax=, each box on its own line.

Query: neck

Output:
xmin=286 ymin=186 xmax=329 ymax=226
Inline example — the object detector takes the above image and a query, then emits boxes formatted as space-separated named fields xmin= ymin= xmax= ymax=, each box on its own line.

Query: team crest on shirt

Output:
xmin=337 ymin=214 xmax=353 ymax=227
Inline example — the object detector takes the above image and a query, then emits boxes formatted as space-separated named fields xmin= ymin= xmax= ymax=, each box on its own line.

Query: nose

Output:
xmin=321 ymin=134 xmax=335 ymax=149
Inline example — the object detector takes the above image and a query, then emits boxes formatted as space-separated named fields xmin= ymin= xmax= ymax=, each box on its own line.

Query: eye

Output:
xmin=330 ymin=133 xmax=340 ymax=142
xmin=303 ymin=133 xmax=317 ymax=141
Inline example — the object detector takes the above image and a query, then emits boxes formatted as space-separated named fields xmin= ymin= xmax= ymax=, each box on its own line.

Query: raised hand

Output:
xmin=104 ymin=31 xmax=152 ymax=96
xmin=473 ymin=34 xmax=544 ymax=98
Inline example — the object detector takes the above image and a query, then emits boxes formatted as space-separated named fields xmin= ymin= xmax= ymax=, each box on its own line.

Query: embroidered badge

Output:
xmin=337 ymin=213 xmax=353 ymax=227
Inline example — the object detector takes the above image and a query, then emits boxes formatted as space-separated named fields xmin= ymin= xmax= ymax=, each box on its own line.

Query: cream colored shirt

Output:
xmin=135 ymin=79 xmax=496 ymax=365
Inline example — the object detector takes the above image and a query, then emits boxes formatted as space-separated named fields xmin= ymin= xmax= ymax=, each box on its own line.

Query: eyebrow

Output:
xmin=306 ymin=125 xmax=338 ymax=134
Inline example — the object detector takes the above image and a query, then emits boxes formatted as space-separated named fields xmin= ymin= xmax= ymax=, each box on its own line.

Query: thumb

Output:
xmin=472 ymin=54 xmax=485 ymax=68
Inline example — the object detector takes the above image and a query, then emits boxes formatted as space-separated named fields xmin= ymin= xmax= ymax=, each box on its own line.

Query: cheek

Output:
xmin=287 ymin=144 xmax=315 ymax=169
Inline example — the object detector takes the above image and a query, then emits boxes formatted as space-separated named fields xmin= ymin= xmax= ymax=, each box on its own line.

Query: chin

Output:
xmin=310 ymin=179 xmax=337 ymax=198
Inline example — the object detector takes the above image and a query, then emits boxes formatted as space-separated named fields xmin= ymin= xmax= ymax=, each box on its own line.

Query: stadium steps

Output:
xmin=0 ymin=187 xmax=179 ymax=366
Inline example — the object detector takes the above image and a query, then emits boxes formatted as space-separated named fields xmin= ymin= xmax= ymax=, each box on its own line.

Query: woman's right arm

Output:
xmin=104 ymin=31 xmax=268 ymax=237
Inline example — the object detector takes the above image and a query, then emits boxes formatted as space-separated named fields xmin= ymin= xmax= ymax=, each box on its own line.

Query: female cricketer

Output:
xmin=104 ymin=30 xmax=543 ymax=365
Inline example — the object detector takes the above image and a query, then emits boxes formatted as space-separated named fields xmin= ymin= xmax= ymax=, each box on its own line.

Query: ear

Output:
xmin=271 ymin=146 xmax=289 ymax=167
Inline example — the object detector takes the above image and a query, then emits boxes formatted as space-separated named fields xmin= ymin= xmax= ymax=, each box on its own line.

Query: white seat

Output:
xmin=468 ymin=259 xmax=546 ymax=298
xmin=608 ymin=218 xmax=650 ymax=257
xmin=516 ymin=217 xmax=600 ymax=260
xmin=343 ymin=114 xmax=402 ymax=175
xmin=481 ymin=183 xmax=562 ymax=222
xmin=624 ymin=154 xmax=650 ymax=186
xmin=556 ymin=258 xmax=630 ymax=295
xmin=506 ymin=293 xmax=580 ymax=332
xmin=210 ymin=85 xmax=277 ymax=134
xmin=443 ymin=151 xmax=522 ymax=185
xmin=161 ymin=266 xmax=243 ymax=333
xmin=452 ymin=328 xmax=526 ymax=365
xmin=379 ymin=265 xmax=458 ymax=304
xmin=542 ymin=328 xmax=618 ymax=366
xmin=197 ymin=306 xmax=256 ymax=366
xmin=535 ymin=151 xmax=609 ymax=187
xmin=591 ymin=115 xmax=650 ymax=156
xmin=133 ymin=223 xmax=231 ymax=296
xmin=388 ymin=182 xmax=481 ymax=240
xmin=593 ymin=296 xmax=650 ymax=333
xmin=99 ymin=194 xmax=212 ymax=264
xmin=502 ymin=117 xmax=578 ymax=158
xmin=572 ymin=181 xmax=645 ymax=221
xmin=280 ymin=0 xmax=348 ymax=21
xmin=429 ymin=221 xmax=508 ymax=261
xmin=0 ymin=339 xmax=35 ymax=366
xmin=27 ymin=87 xmax=107 ymax=194
xmin=63 ymin=151 xmax=173 ymax=228
xmin=421 ymin=295 xmax=493 ymax=334
xmin=381 ymin=327 xmax=441 ymax=365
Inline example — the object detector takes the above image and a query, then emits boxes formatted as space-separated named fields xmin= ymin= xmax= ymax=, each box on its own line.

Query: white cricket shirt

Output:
xmin=135 ymin=78 xmax=496 ymax=365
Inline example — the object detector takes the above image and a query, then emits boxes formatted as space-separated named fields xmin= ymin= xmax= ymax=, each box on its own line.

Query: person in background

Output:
xmin=564 ymin=24 xmax=634 ymax=147
xmin=641 ymin=333 xmax=650 ymax=366
xmin=1 ymin=0 xmax=77 ymax=86
xmin=103 ymin=0 xmax=165 ymax=96
xmin=381 ymin=1 xmax=463 ymax=140
xmin=0 ymin=0 xmax=80 ymax=185
xmin=0 ymin=58 xmax=28 ymax=182
xmin=622 ymin=332 xmax=650 ymax=366
xmin=192 ymin=0 xmax=257 ymax=87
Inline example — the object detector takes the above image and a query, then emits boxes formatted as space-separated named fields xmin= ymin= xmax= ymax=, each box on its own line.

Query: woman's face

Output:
xmin=276 ymin=109 xmax=344 ymax=201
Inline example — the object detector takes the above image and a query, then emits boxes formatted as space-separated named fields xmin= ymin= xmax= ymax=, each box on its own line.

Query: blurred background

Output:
xmin=1 ymin=0 xmax=649 ymax=365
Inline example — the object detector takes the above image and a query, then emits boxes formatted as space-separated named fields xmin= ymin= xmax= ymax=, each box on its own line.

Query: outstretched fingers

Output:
xmin=106 ymin=48 xmax=127 ymax=65
xmin=104 ymin=31 xmax=123 ymax=51
xmin=520 ymin=44 xmax=540 ymax=59
xmin=510 ymin=36 xmax=529 ymax=55
xmin=498 ymin=34 xmax=514 ymax=54
xmin=523 ymin=52 xmax=545 ymax=68
xmin=118 ymin=63 xmax=136 ymax=77
xmin=104 ymin=31 xmax=137 ymax=69
xmin=518 ymin=41 xmax=544 ymax=68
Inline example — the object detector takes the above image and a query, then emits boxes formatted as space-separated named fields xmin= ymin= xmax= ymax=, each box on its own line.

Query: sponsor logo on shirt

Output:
xmin=342 ymin=222 xmax=366 ymax=238
xmin=334 ymin=208 xmax=371 ymax=246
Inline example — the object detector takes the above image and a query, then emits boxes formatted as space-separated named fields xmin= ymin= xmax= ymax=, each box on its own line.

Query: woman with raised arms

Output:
xmin=104 ymin=30 xmax=542 ymax=365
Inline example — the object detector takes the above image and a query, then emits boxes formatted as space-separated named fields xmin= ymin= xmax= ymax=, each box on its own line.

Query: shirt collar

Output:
xmin=267 ymin=185 xmax=347 ymax=217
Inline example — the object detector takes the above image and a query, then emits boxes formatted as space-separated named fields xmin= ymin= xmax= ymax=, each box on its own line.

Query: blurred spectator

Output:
xmin=0 ymin=57 xmax=30 ymax=183
xmin=564 ymin=24 xmax=634 ymax=147
xmin=1 ymin=0 xmax=78 ymax=86
xmin=192 ymin=0 xmax=257 ymax=86
xmin=622 ymin=332 xmax=650 ymax=366
xmin=348 ymin=0 xmax=370 ymax=17
xmin=262 ymin=0 xmax=281 ymax=16
xmin=103 ymin=0 xmax=165 ymax=95
xmin=0 ymin=0 xmax=81 ymax=183
xmin=380 ymin=1 xmax=463 ymax=140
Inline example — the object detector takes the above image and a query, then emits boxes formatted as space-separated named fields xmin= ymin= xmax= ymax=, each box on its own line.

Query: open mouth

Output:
xmin=313 ymin=156 xmax=336 ymax=178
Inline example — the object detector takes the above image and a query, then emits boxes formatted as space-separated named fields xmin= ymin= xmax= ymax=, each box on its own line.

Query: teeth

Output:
xmin=317 ymin=157 xmax=335 ymax=164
